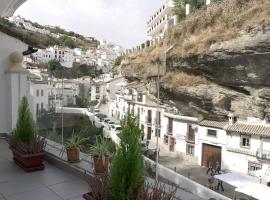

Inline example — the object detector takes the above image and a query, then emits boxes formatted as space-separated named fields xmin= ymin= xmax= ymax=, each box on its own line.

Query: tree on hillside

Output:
xmin=58 ymin=35 xmax=77 ymax=49
xmin=173 ymin=0 xmax=206 ymax=17
xmin=114 ymin=55 xmax=124 ymax=68
xmin=173 ymin=0 xmax=186 ymax=19
xmin=47 ymin=59 xmax=62 ymax=71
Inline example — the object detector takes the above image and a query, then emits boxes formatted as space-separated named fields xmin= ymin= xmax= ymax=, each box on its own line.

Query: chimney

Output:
xmin=228 ymin=112 xmax=235 ymax=125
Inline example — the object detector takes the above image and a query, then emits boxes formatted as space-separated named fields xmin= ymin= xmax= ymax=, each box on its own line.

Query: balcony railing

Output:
xmin=257 ymin=150 xmax=270 ymax=161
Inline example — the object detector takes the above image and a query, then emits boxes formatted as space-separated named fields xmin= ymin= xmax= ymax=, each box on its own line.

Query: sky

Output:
xmin=15 ymin=0 xmax=165 ymax=49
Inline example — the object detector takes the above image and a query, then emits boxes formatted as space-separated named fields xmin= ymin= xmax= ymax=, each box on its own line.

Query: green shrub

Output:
xmin=13 ymin=96 xmax=36 ymax=143
xmin=109 ymin=113 xmax=145 ymax=200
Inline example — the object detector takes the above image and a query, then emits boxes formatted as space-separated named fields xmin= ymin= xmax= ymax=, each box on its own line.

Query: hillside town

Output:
xmin=0 ymin=0 xmax=270 ymax=200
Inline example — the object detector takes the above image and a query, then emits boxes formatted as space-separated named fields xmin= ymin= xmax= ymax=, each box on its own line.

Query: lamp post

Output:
xmin=155 ymin=58 xmax=161 ymax=181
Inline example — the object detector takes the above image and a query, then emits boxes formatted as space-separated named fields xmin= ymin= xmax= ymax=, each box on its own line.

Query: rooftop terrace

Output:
xmin=0 ymin=139 xmax=88 ymax=200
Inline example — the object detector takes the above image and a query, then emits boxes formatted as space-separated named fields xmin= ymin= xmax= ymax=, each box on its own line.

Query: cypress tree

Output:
xmin=14 ymin=96 xmax=36 ymax=143
xmin=109 ymin=113 xmax=145 ymax=200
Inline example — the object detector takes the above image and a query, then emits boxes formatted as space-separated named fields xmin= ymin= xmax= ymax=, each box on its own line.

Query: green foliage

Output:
xmin=13 ymin=96 xmax=36 ymax=143
xmin=58 ymin=35 xmax=77 ymax=49
xmin=90 ymin=136 xmax=110 ymax=158
xmin=47 ymin=59 xmax=62 ymax=71
xmin=109 ymin=113 xmax=145 ymax=200
xmin=114 ymin=56 xmax=124 ymax=68
xmin=173 ymin=0 xmax=206 ymax=17
xmin=65 ymin=132 xmax=88 ymax=150
xmin=173 ymin=0 xmax=186 ymax=19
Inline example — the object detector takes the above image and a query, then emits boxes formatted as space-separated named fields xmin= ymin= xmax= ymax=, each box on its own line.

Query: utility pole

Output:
xmin=61 ymin=67 xmax=64 ymax=146
xmin=155 ymin=59 xmax=161 ymax=181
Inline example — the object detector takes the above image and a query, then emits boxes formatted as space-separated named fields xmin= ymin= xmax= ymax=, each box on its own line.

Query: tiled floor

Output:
xmin=0 ymin=139 xmax=88 ymax=200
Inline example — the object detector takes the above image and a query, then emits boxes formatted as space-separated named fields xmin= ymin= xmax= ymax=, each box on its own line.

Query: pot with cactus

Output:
xmin=65 ymin=132 xmax=88 ymax=162
xmin=90 ymin=136 xmax=110 ymax=174
xmin=9 ymin=96 xmax=47 ymax=172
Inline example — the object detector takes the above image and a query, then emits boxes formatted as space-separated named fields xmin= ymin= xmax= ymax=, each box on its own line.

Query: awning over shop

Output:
xmin=235 ymin=183 xmax=270 ymax=200
xmin=214 ymin=173 xmax=270 ymax=200
xmin=214 ymin=172 xmax=258 ymax=188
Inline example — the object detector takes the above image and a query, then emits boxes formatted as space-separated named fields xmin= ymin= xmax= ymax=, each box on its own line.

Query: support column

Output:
xmin=5 ymin=52 xmax=29 ymax=130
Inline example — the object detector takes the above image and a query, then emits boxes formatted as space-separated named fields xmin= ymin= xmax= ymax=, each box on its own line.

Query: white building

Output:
xmin=28 ymin=79 xmax=49 ymax=121
xmin=48 ymin=46 xmax=75 ymax=68
xmin=147 ymin=0 xmax=178 ymax=41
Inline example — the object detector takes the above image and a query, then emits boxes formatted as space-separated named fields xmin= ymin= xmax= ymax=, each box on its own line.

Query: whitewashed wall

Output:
xmin=0 ymin=32 xmax=28 ymax=133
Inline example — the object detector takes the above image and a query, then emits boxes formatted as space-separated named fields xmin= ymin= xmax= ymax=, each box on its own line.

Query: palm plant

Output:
xmin=65 ymin=132 xmax=88 ymax=150
xmin=89 ymin=136 xmax=110 ymax=158
xmin=65 ymin=132 xmax=88 ymax=162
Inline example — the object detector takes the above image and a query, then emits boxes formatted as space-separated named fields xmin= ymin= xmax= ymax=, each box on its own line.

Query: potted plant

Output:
xmin=83 ymin=173 xmax=110 ymax=200
xmin=65 ymin=132 xmax=88 ymax=162
xmin=90 ymin=136 xmax=110 ymax=173
xmin=9 ymin=96 xmax=47 ymax=172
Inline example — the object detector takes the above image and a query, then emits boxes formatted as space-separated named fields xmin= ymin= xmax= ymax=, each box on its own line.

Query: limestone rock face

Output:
xmin=163 ymin=27 xmax=270 ymax=120
xmin=168 ymin=27 xmax=270 ymax=88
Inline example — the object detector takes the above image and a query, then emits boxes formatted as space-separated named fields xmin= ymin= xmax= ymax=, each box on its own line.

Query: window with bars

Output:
xmin=186 ymin=144 xmax=194 ymax=156
xmin=241 ymin=135 xmax=251 ymax=149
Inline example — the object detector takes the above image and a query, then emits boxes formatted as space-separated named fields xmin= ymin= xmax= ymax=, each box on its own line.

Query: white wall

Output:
xmin=0 ymin=32 xmax=28 ymax=133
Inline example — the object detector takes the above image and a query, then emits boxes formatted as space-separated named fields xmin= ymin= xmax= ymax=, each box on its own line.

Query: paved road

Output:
xmin=148 ymin=136 xmax=251 ymax=200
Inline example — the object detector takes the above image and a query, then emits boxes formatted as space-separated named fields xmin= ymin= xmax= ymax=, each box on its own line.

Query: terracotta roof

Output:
xmin=199 ymin=120 xmax=228 ymax=129
xmin=225 ymin=122 xmax=270 ymax=137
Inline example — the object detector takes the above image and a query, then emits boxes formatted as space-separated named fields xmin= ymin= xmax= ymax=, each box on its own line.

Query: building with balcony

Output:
xmin=147 ymin=0 xmax=177 ymax=41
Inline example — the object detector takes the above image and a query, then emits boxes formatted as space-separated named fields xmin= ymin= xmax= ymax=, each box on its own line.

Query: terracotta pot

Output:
xmin=11 ymin=148 xmax=46 ymax=172
xmin=93 ymin=156 xmax=109 ymax=173
xmin=82 ymin=192 xmax=96 ymax=200
xmin=66 ymin=148 xmax=80 ymax=162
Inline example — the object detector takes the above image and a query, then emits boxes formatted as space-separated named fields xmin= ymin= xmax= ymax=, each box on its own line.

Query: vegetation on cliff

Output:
xmin=122 ymin=0 xmax=270 ymax=78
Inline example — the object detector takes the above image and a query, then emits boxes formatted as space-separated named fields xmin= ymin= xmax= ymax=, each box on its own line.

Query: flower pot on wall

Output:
xmin=66 ymin=148 xmax=80 ymax=162
xmin=11 ymin=148 xmax=46 ymax=172
xmin=93 ymin=156 xmax=109 ymax=173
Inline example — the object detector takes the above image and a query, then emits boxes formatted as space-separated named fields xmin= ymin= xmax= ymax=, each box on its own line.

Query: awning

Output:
xmin=214 ymin=173 xmax=258 ymax=188
xmin=214 ymin=173 xmax=270 ymax=200
xmin=235 ymin=183 xmax=270 ymax=200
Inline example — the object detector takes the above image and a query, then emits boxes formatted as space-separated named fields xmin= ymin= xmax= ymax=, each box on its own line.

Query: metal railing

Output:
xmin=257 ymin=149 xmax=270 ymax=161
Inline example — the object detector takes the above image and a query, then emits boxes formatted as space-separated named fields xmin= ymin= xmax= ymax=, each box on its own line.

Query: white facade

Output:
xmin=147 ymin=0 xmax=176 ymax=40
xmin=28 ymin=80 xmax=49 ymax=121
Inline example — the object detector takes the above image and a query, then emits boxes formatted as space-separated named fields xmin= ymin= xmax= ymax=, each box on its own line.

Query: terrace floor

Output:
xmin=0 ymin=139 xmax=88 ymax=200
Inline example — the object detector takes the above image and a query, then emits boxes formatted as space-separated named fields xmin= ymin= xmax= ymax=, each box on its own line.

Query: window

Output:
xmin=36 ymin=90 xmax=39 ymax=97
xmin=186 ymin=144 xmax=194 ymax=156
xmin=96 ymin=86 xmax=100 ymax=93
xmin=248 ymin=162 xmax=262 ymax=172
xmin=168 ymin=118 xmax=173 ymax=134
xmin=241 ymin=135 xmax=251 ymax=148
xmin=207 ymin=129 xmax=217 ymax=137
xmin=36 ymin=103 xmax=39 ymax=115
xmin=41 ymin=103 xmax=44 ymax=112
xmin=187 ymin=125 xmax=195 ymax=142
xmin=128 ymin=89 xmax=133 ymax=95
xmin=137 ymin=92 xmax=143 ymax=102
xmin=41 ymin=89 xmax=44 ymax=96
xmin=147 ymin=110 xmax=152 ymax=124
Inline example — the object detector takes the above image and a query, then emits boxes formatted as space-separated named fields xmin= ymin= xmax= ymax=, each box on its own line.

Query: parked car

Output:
xmin=103 ymin=118 xmax=111 ymax=124
xmin=108 ymin=121 xmax=115 ymax=130
xmin=93 ymin=108 xmax=100 ymax=115
xmin=112 ymin=124 xmax=122 ymax=134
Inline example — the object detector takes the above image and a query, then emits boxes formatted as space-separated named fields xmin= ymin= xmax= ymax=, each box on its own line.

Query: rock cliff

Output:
xmin=121 ymin=0 xmax=270 ymax=121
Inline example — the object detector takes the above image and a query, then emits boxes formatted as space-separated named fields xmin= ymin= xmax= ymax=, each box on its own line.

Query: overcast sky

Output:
xmin=15 ymin=0 xmax=165 ymax=49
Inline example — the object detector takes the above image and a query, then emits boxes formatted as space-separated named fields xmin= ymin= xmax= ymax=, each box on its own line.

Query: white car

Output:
xmin=112 ymin=125 xmax=122 ymax=134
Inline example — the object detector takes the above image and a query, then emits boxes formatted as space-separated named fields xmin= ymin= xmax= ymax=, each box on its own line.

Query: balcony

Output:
xmin=0 ymin=138 xmax=88 ymax=200
xmin=256 ymin=149 xmax=270 ymax=161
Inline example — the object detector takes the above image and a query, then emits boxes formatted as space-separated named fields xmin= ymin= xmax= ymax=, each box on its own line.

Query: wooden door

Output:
xmin=147 ymin=127 xmax=152 ymax=140
xmin=202 ymin=144 xmax=221 ymax=169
